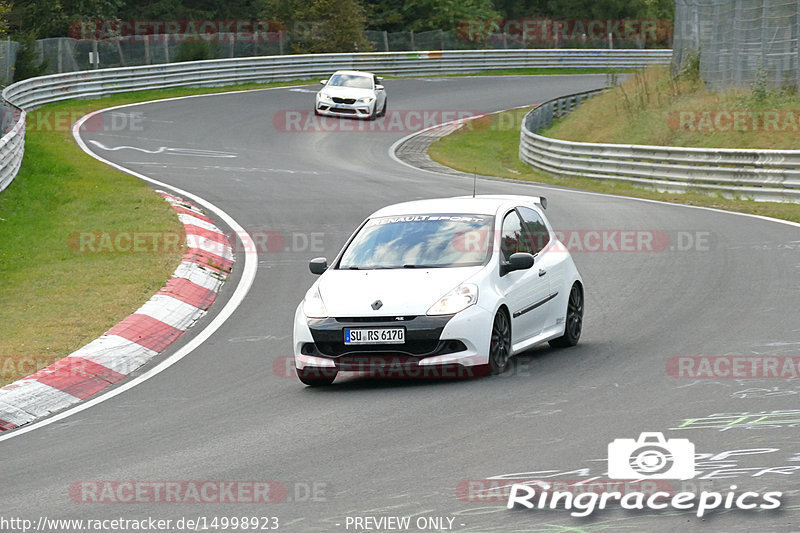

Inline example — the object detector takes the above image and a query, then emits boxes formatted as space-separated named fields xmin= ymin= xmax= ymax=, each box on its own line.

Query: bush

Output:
xmin=175 ymin=39 xmax=218 ymax=62
xmin=13 ymin=33 xmax=48 ymax=82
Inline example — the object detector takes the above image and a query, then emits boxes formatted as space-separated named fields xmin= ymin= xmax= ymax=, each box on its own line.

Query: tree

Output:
xmin=400 ymin=0 xmax=500 ymax=32
xmin=0 ymin=2 xmax=10 ymax=37
xmin=290 ymin=0 xmax=371 ymax=53
xmin=9 ymin=0 xmax=123 ymax=38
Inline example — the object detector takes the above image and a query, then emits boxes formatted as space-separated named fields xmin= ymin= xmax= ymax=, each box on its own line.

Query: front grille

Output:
xmin=306 ymin=316 xmax=455 ymax=358
xmin=315 ymin=340 xmax=439 ymax=357
xmin=331 ymin=108 xmax=356 ymax=114
xmin=332 ymin=97 xmax=356 ymax=104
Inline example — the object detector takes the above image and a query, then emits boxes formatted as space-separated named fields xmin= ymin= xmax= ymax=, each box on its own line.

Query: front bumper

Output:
xmin=293 ymin=304 xmax=492 ymax=375
xmin=316 ymin=99 xmax=373 ymax=118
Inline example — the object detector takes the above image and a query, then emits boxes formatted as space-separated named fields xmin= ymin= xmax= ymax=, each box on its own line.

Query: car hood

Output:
xmin=317 ymin=267 xmax=482 ymax=317
xmin=319 ymin=86 xmax=375 ymax=99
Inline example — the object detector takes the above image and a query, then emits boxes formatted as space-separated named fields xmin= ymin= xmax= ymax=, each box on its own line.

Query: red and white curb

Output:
xmin=0 ymin=191 xmax=234 ymax=432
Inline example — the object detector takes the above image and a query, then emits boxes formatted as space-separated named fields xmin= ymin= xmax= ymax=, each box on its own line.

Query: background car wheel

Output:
xmin=489 ymin=309 xmax=511 ymax=374
xmin=549 ymin=283 xmax=583 ymax=348
xmin=297 ymin=366 xmax=337 ymax=386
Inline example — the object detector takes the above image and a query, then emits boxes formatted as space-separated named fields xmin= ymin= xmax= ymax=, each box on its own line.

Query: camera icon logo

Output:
xmin=608 ymin=432 xmax=696 ymax=480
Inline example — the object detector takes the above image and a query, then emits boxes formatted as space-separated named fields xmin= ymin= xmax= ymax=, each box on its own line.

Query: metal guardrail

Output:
xmin=520 ymin=91 xmax=800 ymax=203
xmin=0 ymin=48 xmax=671 ymax=194
xmin=0 ymin=108 xmax=25 ymax=193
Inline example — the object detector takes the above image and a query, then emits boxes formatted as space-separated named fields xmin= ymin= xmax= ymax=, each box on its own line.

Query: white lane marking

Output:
xmin=88 ymin=140 xmax=237 ymax=158
xmin=289 ymin=88 xmax=319 ymax=93
xmin=121 ymin=162 xmax=322 ymax=175
xmin=388 ymin=106 xmax=800 ymax=230
xmin=0 ymin=83 xmax=319 ymax=441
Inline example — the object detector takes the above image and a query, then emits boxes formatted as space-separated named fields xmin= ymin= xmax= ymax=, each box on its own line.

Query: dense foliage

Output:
xmin=8 ymin=0 xmax=675 ymax=39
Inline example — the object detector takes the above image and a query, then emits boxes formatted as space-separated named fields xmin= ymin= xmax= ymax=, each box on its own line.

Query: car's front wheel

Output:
xmin=549 ymin=283 xmax=583 ymax=348
xmin=488 ymin=309 xmax=511 ymax=374
xmin=297 ymin=366 xmax=337 ymax=386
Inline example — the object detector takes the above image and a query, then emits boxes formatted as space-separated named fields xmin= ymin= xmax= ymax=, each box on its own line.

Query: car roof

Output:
xmin=331 ymin=70 xmax=374 ymax=77
xmin=369 ymin=195 xmax=546 ymax=218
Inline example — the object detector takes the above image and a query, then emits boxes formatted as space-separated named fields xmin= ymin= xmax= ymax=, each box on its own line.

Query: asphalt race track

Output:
xmin=3 ymin=75 xmax=800 ymax=532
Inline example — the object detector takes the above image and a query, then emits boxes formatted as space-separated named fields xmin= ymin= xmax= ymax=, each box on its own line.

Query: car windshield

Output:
xmin=327 ymin=74 xmax=373 ymax=89
xmin=338 ymin=214 xmax=494 ymax=269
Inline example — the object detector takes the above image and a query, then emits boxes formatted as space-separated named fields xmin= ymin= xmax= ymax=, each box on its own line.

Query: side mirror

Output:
xmin=500 ymin=252 xmax=535 ymax=276
xmin=376 ymin=76 xmax=384 ymax=81
xmin=319 ymin=80 xmax=327 ymax=85
xmin=375 ymin=85 xmax=384 ymax=91
xmin=309 ymin=257 xmax=328 ymax=275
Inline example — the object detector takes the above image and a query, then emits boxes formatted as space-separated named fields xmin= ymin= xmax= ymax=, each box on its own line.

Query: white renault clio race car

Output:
xmin=315 ymin=70 xmax=387 ymax=120
xmin=292 ymin=195 xmax=584 ymax=386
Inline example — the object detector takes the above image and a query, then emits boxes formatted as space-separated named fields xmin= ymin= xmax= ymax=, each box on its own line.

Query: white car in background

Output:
xmin=315 ymin=70 xmax=387 ymax=120
xmin=292 ymin=195 xmax=585 ymax=386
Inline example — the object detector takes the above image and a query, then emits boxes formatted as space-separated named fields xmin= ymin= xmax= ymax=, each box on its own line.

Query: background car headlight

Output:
xmin=303 ymin=287 xmax=328 ymax=318
xmin=427 ymin=284 xmax=478 ymax=316
xmin=357 ymin=96 xmax=375 ymax=104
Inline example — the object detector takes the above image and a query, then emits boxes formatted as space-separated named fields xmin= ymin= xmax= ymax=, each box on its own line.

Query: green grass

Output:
xmin=0 ymin=79 xmax=322 ymax=387
xmin=546 ymin=65 xmax=800 ymax=150
xmin=428 ymin=106 xmax=800 ymax=223
xmin=0 ymin=120 xmax=185 ymax=386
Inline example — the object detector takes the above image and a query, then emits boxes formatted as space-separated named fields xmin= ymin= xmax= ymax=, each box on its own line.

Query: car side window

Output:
xmin=517 ymin=206 xmax=550 ymax=255
xmin=500 ymin=211 xmax=523 ymax=261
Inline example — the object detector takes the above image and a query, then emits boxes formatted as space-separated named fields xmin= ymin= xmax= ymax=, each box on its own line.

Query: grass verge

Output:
xmin=428 ymin=106 xmax=800 ymax=223
xmin=547 ymin=65 xmax=800 ymax=149
xmin=0 ymin=79 xmax=321 ymax=388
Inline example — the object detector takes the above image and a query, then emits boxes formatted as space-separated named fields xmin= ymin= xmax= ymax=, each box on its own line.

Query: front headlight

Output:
xmin=357 ymin=96 xmax=375 ymax=104
xmin=318 ymin=92 xmax=332 ymax=101
xmin=427 ymin=284 xmax=478 ymax=316
xmin=302 ymin=287 xmax=328 ymax=318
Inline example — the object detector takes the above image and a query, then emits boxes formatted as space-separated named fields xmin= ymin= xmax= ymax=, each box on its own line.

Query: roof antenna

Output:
xmin=472 ymin=169 xmax=477 ymax=198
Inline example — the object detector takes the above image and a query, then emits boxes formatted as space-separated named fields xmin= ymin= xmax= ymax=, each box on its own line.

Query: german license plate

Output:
xmin=344 ymin=328 xmax=405 ymax=345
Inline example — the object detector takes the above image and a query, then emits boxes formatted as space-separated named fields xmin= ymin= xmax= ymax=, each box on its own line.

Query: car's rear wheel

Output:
xmin=297 ymin=366 xmax=337 ymax=386
xmin=549 ymin=283 xmax=583 ymax=348
xmin=489 ymin=309 xmax=511 ymax=374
